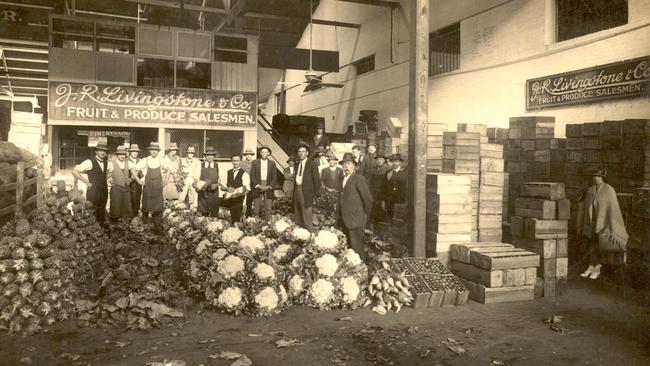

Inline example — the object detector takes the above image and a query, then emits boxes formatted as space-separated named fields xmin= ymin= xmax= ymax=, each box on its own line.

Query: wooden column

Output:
xmin=408 ymin=0 xmax=429 ymax=257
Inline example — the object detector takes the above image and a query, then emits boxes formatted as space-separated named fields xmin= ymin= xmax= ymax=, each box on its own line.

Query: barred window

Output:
xmin=429 ymin=23 xmax=460 ymax=76
xmin=557 ymin=0 xmax=628 ymax=42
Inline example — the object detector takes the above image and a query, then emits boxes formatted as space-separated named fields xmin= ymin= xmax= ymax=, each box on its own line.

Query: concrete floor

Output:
xmin=1 ymin=275 xmax=649 ymax=366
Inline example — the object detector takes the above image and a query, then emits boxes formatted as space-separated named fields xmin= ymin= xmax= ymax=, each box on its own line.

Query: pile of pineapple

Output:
xmin=0 ymin=194 xmax=108 ymax=335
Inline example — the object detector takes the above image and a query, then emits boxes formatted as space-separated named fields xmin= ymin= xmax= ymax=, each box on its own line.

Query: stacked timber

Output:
xmin=392 ymin=258 xmax=469 ymax=307
xmin=487 ymin=128 xmax=509 ymax=145
xmin=479 ymin=142 xmax=506 ymax=242
xmin=426 ymin=173 xmax=472 ymax=265
xmin=449 ymin=243 xmax=539 ymax=304
xmin=627 ymin=188 xmax=650 ymax=289
xmin=443 ymin=130 xmax=481 ymax=240
xmin=510 ymin=182 xmax=569 ymax=297
xmin=427 ymin=123 xmax=447 ymax=172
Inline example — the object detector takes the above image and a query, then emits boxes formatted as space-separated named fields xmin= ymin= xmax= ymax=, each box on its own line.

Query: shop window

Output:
xmin=137 ymin=58 xmax=174 ymax=88
xmin=52 ymin=18 xmax=94 ymax=50
xmin=556 ymin=0 xmax=628 ymax=42
xmin=138 ymin=27 xmax=174 ymax=57
xmin=57 ymin=128 xmax=132 ymax=171
xmin=353 ymin=55 xmax=375 ymax=76
xmin=429 ymin=23 xmax=460 ymax=76
xmin=214 ymin=35 xmax=247 ymax=64
xmin=169 ymin=129 xmax=243 ymax=160
xmin=96 ymin=23 xmax=135 ymax=54
xmin=177 ymin=32 xmax=211 ymax=60
xmin=175 ymin=61 xmax=211 ymax=89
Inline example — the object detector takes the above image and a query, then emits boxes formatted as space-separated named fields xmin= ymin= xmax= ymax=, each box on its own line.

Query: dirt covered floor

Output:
xmin=1 ymin=276 xmax=649 ymax=366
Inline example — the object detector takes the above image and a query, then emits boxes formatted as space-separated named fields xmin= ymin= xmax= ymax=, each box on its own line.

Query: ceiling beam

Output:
xmin=312 ymin=19 xmax=360 ymax=29
xmin=122 ymin=0 xmax=303 ymax=21
xmin=0 ymin=1 xmax=53 ymax=10
xmin=213 ymin=0 xmax=247 ymax=33
xmin=339 ymin=0 xmax=399 ymax=8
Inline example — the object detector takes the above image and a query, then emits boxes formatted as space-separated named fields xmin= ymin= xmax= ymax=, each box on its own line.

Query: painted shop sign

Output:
xmin=49 ymin=82 xmax=257 ymax=126
xmin=526 ymin=56 xmax=650 ymax=110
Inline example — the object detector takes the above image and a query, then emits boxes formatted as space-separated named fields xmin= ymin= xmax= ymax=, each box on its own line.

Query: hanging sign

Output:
xmin=526 ymin=56 xmax=650 ymax=110
xmin=49 ymin=82 xmax=257 ymax=127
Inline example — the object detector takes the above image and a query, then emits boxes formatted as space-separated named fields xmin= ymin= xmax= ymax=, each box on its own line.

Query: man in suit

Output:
xmin=250 ymin=146 xmax=277 ymax=218
xmin=385 ymin=154 xmax=407 ymax=219
xmin=127 ymin=144 xmax=142 ymax=217
xmin=369 ymin=154 xmax=389 ymax=226
xmin=293 ymin=143 xmax=321 ymax=231
xmin=283 ymin=156 xmax=296 ymax=200
xmin=312 ymin=122 xmax=330 ymax=152
xmin=241 ymin=148 xmax=255 ymax=216
xmin=321 ymin=153 xmax=343 ymax=192
xmin=351 ymin=145 xmax=365 ymax=174
xmin=359 ymin=143 xmax=378 ymax=179
xmin=336 ymin=152 xmax=373 ymax=261
xmin=196 ymin=147 xmax=220 ymax=217
xmin=221 ymin=154 xmax=250 ymax=224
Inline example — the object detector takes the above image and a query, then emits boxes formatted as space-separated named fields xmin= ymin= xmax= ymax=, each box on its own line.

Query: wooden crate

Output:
xmin=514 ymin=237 xmax=557 ymax=259
xmin=524 ymin=219 xmax=569 ymax=239
xmin=460 ymin=278 xmax=534 ymax=304
xmin=0 ymin=160 xmax=42 ymax=221
xmin=565 ymin=124 xmax=583 ymax=138
xmin=449 ymin=242 xmax=515 ymax=263
xmin=514 ymin=198 xmax=557 ymax=219
xmin=520 ymin=182 xmax=566 ymax=200
xmin=470 ymin=250 xmax=540 ymax=270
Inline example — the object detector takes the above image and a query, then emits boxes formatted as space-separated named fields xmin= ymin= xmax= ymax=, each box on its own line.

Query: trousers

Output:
xmin=293 ymin=185 xmax=313 ymax=231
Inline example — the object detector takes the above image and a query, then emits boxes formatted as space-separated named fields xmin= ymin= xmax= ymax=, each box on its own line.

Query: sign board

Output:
xmin=526 ymin=56 xmax=650 ymax=110
xmin=49 ymin=82 xmax=257 ymax=127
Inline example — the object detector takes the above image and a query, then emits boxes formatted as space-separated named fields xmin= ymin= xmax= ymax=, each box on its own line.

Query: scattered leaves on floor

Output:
xmin=275 ymin=338 xmax=303 ymax=348
xmin=442 ymin=337 xmax=467 ymax=356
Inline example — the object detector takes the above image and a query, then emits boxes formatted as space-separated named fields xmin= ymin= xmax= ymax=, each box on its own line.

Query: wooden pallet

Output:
xmin=0 ymin=160 xmax=42 ymax=221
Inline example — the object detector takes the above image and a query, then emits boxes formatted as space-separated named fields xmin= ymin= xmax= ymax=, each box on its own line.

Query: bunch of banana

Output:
xmin=364 ymin=271 xmax=413 ymax=314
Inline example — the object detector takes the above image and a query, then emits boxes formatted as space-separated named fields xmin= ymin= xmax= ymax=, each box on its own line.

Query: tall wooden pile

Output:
xmin=426 ymin=173 xmax=472 ymax=265
xmin=479 ymin=142 xmax=506 ymax=242
xmin=628 ymin=188 xmax=650 ymax=289
xmin=449 ymin=243 xmax=539 ymax=304
xmin=510 ymin=182 xmax=569 ymax=297
xmin=487 ymin=128 xmax=509 ymax=145
xmin=427 ymin=123 xmax=447 ymax=172
xmin=443 ymin=130 xmax=481 ymax=240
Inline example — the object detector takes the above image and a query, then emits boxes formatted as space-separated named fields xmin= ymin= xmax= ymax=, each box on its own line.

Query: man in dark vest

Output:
xmin=108 ymin=145 xmax=133 ymax=222
xmin=221 ymin=154 xmax=250 ymax=224
xmin=337 ymin=152 xmax=373 ymax=261
xmin=250 ymin=146 xmax=277 ymax=218
xmin=130 ymin=142 xmax=166 ymax=235
xmin=127 ymin=144 xmax=142 ymax=217
xmin=293 ymin=143 xmax=321 ymax=231
xmin=197 ymin=147 xmax=220 ymax=217
xmin=321 ymin=153 xmax=343 ymax=192
xmin=241 ymin=148 xmax=255 ymax=217
xmin=385 ymin=154 xmax=407 ymax=219
xmin=72 ymin=142 xmax=110 ymax=224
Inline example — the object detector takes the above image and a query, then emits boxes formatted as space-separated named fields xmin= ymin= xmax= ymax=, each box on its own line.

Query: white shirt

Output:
xmin=230 ymin=168 xmax=251 ymax=190
xmin=133 ymin=156 xmax=166 ymax=184
xmin=295 ymin=158 xmax=308 ymax=185
xmin=182 ymin=157 xmax=201 ymax=180
xmin=260 ymin=159 xmax=268 ymax=181
xmin=114 ymin=159 xmax=127 ymax=170
xmin=342 ymin=172 xmax=352 ymax=189
xmin=204 ymin=161 xmax=217 ymax=169
xmin=75 ymin=157 xmax=113 ymax=173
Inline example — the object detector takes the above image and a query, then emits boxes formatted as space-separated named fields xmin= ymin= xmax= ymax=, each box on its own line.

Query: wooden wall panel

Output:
xmin=48 ymin=48 xmax=96 ymax=83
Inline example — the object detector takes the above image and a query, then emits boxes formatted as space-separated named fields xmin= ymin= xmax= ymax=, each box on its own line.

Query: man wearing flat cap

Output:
xmin=72 ymin=142 xmax=111 ymax=224
xmin=359 ymin=143 xmax=378 ymax=179
xmin=337 ymin=152 xmax=373 ymax=261
xmin=250 ymin=146 xmax=277 ymax=218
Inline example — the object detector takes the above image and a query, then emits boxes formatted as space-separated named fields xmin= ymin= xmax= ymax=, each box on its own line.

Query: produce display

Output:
xmin=365 ymin=254 xmax=414 ymax=314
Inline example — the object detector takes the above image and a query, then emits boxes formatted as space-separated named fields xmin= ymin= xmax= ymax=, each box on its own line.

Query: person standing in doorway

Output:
xmin=336 ymin=152 xmax=373 ymax=261
xmin=320 ymin=153 xmax=343 ymax=193
xmin=577 ymin=168 xmax=628 ymax=280
xmin=283 ymin=156 xmax=296 ymax=200
xmin=221 ymin=154 xmax=250 ymax=224
xmin=163 ymin=143 xmax=180 ymax=201
xmin=312 ymin=122 xmax=330 ymax=152
xmin=293 ymin=143 xmax=321 ymax=231
xmin=72 ymin=143 xmax=111 ymax=225
xmin=127 ymin=144 xmax=142 ymax=217
xmin=359 ymin=143 xmax=378 ymax=179
xmin=131 ymin=142 xmax=166 ymax=235
xmin=251 ymin=146 xmax=277 ymax=218
xmin=241 ymin=148 xmax=256 ymax=216
xmin=179 ymin=146 xmax=201 ymax=210
xmin=197 ymin=147 xmax=220 ymax=217
xmin=108 ymin=145 xmax=133 ymax=222
xmin=385 ymin=154 xmax=406 ymax=219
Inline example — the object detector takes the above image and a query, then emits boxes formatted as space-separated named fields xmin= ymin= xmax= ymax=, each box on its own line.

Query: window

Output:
xmin=175 ymin=61 xmax=211 ymax=89
xmin=168 ymin=129 xmax=243 ymax=160
xmin=274 ymin=90 xmax=286 ymax=115
xmin=353 ymin=55 xmax=375 ymax=76
xmin=51 ymin=18 xmax=135 ymax=54
xmin=429 ymin=23 xmax=460 ymax=76
xmin=214 ymin=35 xmax=247 ymax=64
xmin=557 ymin=0 xmax=628 ymax=42
xmin=137 ymin=58 xmax=174 ymax=87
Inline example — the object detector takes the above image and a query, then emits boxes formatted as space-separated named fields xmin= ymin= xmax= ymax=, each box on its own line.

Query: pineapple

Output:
xmin=2 ymin=284 xmax=18 ymax=298
xmin=0 ymin=272 xmax=14 ymax=285
xmin=25 ymin=249 xmax=38 ymax=260
xmin=18 ymin=305 xmax=35 ymax=320
xmin=34 ymin=280 xmax=49 ymax=294
xmin=0 ymin=259 xmax=13 ymax=273
xmin=37 ymin=302 xmax=51 ymax=317
xmin=15 ymin=271 xmax=29 ymax=284
xmin=43 ymin=257 xmax=61 ymax=269
xmin=14 ymin=217 xmax=31 ymax=238
xmin=45 ymin=291 xmax=59 ymax=303
xmin=18 ymin=283 xmax=32 ymax=298
xmin=29 ymin=270 xmax=43 ymax=284
xmin=12 ymin=258 xmax=29 ymax=272
xmin=30 ymin=258 xmax=44 ymax=270
xmin=42 ymin=268 xmax=59 ymax=281
xmin=24 ymin=319 xmax=42 ymax=335
xmin=11 ymin=247 xmax=25 ymax=259
xmin=0 ymin=244 xmax=11 ymax=259
xmin=37 ymin=248 xmax=53 ymax=259
xmin=40 ymin=316 xmax=56 ymax=326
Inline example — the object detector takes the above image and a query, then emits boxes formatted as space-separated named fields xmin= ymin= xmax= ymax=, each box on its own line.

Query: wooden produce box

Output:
xmin=443 ymin=132 xmax=481 ymax=146
xmin=470 ymin=250 xmax=540 ymax=271
xmin=565 ymin=124 xmax=583 ymax=138
xmin=457 ymin=123 xmax=488 ymax=136
xmin=478 ymin=215 xmax=502 ymax=229
xmin=427 ymin=173 xmax=471 ymax=194
xmin=451 ymin=260 xmax=504 ymax=287
xmin=478 ymin=200 xmax=503 ymax=215
xmin=427 ymin=233 xmax=472 ymax=253
xmin=581 ymin=122 xmax=602 ymax=136
xmin=536 ymin=138 xmax=566 ymax=150
xmin=449 ymin=242 xmax=515 ymax=263
xmin=524 ymin=218 xmax=569 ymax=239
xmin=428 ymin=213 xmax=473 ymax=234
xmin=514 ymin=198 xmax=557 ymax=219
xmin=510 ymin=216 xmax=526 ymax=237
xmin=480 ymin=158 xmax=505 ymax=172
xmin=566 ymin=138 xmax=584 ymax=150
xmin=427 ymin=193 xmax=473 ymax=215
xmin=460 ymin=278 xmax=534 ymax=304
xmin=443 ymin=159 xmax=480 ymax=174
xmin=514 ymin=237 xmax=557 ymax=259
xmin=478 ymin=228 xmax=502 ymax=243
xmin=405 ymin=275 xmax=432 ymax=308
xmin=520 ymin=182 xmax=566 ymax=200
xmin=623 ymin=119 xmax=650 ymax=135
xmin=444 ymin=145 xmax=480 ymax=160
xmin=631 ymin=188 xmax=650 ymax=217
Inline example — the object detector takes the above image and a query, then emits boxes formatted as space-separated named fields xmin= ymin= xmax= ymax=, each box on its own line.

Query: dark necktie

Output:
xmin=298 ymin=162 xmax=303 ymax=176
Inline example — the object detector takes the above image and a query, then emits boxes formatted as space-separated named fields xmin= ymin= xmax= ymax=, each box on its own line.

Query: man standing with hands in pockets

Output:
xmin=293 ymin=143 xmax=320 ymax=231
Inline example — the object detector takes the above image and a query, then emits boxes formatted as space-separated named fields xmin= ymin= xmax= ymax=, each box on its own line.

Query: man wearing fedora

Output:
xmin=241 ymin=148 xmax=256 ymax=216
xmin=108 ymin=145 xmax=133 ymax=222
xmin=163 ymin=142 xmax=181 ymax=201
xmin=179 ymin=146 xmax=201 ymax=210
xmin=312 ymin=122 xmax=330 ymax=152
xmin=369 ymin=154 xmax=389 ymax=226
xmin=359 ymin=143 xmax=378 ymax=179
xmin=283 ymin=156 xmax=296 ymax=200
xmin=131 ymin=142 xmax=166 ymax=235
xmin=250 ymin=146 xmax=277 ymax=218
xmin=337 ymin=152 xmax=373 ymax=261
xmin=321 ymin=153 xmax=343 ymax=193
xmin=221 ymin=154 xmax=250 ymax=223
xmin=385 ymin=154 xmax=406 ymax=219
xmin=197 ymin=147 xmax=221 ymax=217
xmin=294 ymin=142 xmax=321 ymax=231
xmin=127 ymin=144 xmax=142 ymax=217
xmin=72 ymin=142 xmax=111 ymax=224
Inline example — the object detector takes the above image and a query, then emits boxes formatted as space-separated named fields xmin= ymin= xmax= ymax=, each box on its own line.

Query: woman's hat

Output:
xmin=186 ymin=146 xmax=196 ymax=154
xmin=115 ymin=145 xmax=127 ymax=155
xmin=243 ymin=148 xmax=255 ymax=156
xmin=94 ymin=143 xmax=109 ymax=151
xmin=259 ymin=146 xmax=272 ymax=154
xmin=168 ymin=142 xmax=179 ymax=151
xmin=591 ymin=168 xmax=607 ymax=178
xmin=389 ymin=154 xmax=403 ymax=162
xmin=339 ymin=152 xmax=357 ymax=165
xmin=147 ymin=142 xmax=161 ymax=151
xmin=204 ymin=147 xmax=217 ymax=156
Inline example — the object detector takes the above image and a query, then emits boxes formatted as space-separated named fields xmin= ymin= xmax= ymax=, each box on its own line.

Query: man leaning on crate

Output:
xmin=72 ymin=142 xmax=111 ymax=226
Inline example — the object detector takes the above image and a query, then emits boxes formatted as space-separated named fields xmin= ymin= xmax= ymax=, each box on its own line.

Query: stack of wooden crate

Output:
xmin=479 ymin=142 xmax=506 ymax=242
xmin=426 ymin=173 xmax=472 ymax=264
xmin=510 ymin=182 xmax=569 ymax=297
xmin=427 ymin=123 xmax=447 ymax=172
xmin=449 ymin=243 xmax=539 ymax=304
xmin=628 ymin=188 xmax=650 ymax=289
xmin=487 ymin=127 xmax=509 ymax=145
xmin=443 ymin=131 xmax=481 ymax=240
